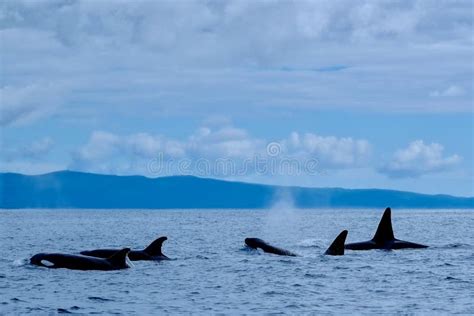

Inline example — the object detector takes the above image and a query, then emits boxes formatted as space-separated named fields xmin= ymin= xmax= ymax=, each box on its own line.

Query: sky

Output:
xmin=1 ymin=0 xmax=473 ymax=196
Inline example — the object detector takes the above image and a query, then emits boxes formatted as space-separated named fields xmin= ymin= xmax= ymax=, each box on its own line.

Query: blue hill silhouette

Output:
xmin=1 ymin=171 xmax=472 ymax=209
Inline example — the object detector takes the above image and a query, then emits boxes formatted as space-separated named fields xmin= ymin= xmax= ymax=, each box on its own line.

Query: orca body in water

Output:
xmin=345 ymin=208 xmax=428 ymax=250
xmin=324 ymin=230 xmax=348 ymax=256
xmin=30 ymin=248 xmax=131 ymax=271
xmin=81 ymin=236 xmax=169 ymax=261
xmin=245 ymin=231 xmax=348 ymax=257
xmin=244 ymin=238 xmax=297 ymax=256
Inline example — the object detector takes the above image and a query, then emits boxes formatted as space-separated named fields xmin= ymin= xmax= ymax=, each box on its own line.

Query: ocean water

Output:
xmin=0 ymin=208 xmax=472 ymax=315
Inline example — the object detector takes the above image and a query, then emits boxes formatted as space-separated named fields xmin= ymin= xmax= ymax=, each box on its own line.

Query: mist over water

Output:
xmin=262 ymin=190 xmax=302 ymax=243
xmin=1 ymin=209 xmax=473 ymax=314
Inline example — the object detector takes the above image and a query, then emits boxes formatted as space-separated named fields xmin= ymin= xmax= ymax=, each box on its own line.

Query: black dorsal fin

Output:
xmin=372 ymin=207 xmax=395 ymax=243
xmin=144 ymin=236 xmax=167 ymax=256
xmin=107 ymin=248 xmax=130 ymax=267
xmin=325 ymin=230 xmax=348 ymax=256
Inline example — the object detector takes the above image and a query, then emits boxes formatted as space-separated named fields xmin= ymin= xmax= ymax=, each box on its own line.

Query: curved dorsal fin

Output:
xmin=144 ymin=236 xmax=167 ymax=256
xmin=372 ymin=207 xmax=395 ymax=243
xmin=325 ymin=230 xmax=348 ymax=256
xmin=107 ymin=248 xmax=130 ymax=267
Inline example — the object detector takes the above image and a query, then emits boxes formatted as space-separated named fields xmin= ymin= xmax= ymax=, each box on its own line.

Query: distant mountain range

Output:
xmin=1 ymin=171 xmax=472 ymax=209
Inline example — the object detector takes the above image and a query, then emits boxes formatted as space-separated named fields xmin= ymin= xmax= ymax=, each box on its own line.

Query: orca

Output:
xmin=244 ymin=238 xmax=297 ymax=256
xmin=324 ymin=230 xmax=348 ymax=256
xmin=30 ymin=248 xmax=131 ymax=271
xmin=345 ymin=207 xmax=428 ymax=250
xmin=80 ymin=236 xmax=169 ymax=261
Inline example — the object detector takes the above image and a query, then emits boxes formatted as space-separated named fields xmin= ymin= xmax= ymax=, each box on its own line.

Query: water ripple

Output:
xmin=0 ymin=209 xmax=472 ymax=314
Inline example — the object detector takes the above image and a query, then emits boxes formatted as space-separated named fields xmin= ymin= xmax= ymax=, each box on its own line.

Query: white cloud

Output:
xmin=71 ymin=131 xmax=120 ymax=163
xmin=70 ymin=131 xmax=186 ymax=173
xmin=0 ymin=84 xmax=66 ymax=126
xmin=69 ymin=124 xmax=371 ymax=176
xmin=3 ymin=0 xmax=469 ymax=53
xmin=379 ymin=140 xmax=462 ymax=178
xmin=430 ymin=85 xmax=466 ymax=97
xmin=69 ymin=126 xmax=260 ymax=174
xmin=0 ymin=0 xmax=472 ymax=128
xmin=187 ymin=126 xmax=262 ymax=159
xmin=283 ymin=132 xmax=371 ymax=168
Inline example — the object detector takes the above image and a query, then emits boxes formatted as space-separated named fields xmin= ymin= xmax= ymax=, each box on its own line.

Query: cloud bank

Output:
xmin=1 ymin=0 xmax=472 ymax=127
xmin=69 ymin=124 xmax=372 ymax=176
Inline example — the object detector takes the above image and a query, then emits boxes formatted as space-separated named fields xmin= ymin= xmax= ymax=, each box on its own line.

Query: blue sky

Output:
xmin=1 ymin=0 xmax=473 ymax=196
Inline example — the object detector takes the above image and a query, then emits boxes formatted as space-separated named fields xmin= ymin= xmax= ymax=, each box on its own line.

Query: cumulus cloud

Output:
xmin=69 ymin=124 xmax=371 ymax=176
xmin=70 ymin=131 xmax=186 ymax=173
xmin=283 ymin=132 xmax=371 ymax=168
xmin=187 ymin=126 xmax=263 ymax=159
xmin=379 ymin=140 xmax=462 ymax=178
xmin=70 ymin=126 xmax=260 ymax=174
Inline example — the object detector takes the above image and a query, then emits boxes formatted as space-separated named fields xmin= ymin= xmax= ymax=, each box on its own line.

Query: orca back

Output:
xmin=245 ymin=238 xmax=297 ymax=256
xmin=106 ymin=248 xmax=131 ymax=268
xmin=325 ymin=230 xmax=348 ymax=255
xmin=143 ymin=236 xmax=167 ymax=257
xmin=372 ymin=207 xmax=395 ymax=244
xmin=31 ymin=251 xmax=130 ymax=271
xmin=345 ymin=207 xmax=428 ymax=250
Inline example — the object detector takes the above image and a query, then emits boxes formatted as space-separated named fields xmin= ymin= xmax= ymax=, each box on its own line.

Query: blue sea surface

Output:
xmin=0 ymin=209 xmax=473 ymax=314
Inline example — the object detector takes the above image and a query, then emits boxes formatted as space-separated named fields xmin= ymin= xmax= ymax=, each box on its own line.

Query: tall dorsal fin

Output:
xmin=372 ymin=207 xmax=395 ymax=243
xmin=107 ymin=248 xmax=130 ymax=267
xmin=144 ymin=236 xmax=167 ymax=256
xmin=325 ymin=230 xmax=348 ymax=256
